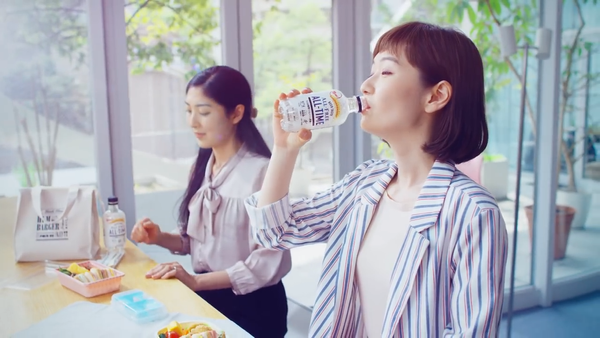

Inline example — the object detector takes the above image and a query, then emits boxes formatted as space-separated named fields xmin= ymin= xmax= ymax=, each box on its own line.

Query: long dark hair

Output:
xmin=178 ymin=66 xmax=271 ymax=227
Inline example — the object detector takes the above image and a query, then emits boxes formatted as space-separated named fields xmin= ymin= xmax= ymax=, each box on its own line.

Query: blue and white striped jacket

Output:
xmin=245 ymin=159 xmax=508 ymax=337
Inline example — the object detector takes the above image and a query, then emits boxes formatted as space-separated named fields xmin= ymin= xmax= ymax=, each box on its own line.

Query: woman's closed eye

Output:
xmin=186 ymin=110 xmax=210 ymax=116
xmin=367 ymin=71 xmax=392 ymax=77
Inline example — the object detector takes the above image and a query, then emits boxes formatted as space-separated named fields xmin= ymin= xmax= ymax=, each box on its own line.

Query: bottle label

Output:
xmin=299 ymin=90 xmax=342 ymax=127
xmin=104 ymin=218 xmax=126 ymax=248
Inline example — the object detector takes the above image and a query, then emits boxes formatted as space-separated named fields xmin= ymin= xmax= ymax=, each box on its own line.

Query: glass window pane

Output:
xmin=252 ymin=0 xmax=334 ymax=199
xmin=124 ymin=1 xmax=222 ymax=251
xmin=252 ymin=0 xmax=333 ymax=310
xmin=553 ymin=0 xmax=600 ymax=280
xmin=0 ymin=1 xmax=97 ymax=197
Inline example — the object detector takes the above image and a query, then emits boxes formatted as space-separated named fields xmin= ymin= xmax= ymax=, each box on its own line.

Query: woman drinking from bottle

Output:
xmin=245 ymin=22 xmax=508 ymax=337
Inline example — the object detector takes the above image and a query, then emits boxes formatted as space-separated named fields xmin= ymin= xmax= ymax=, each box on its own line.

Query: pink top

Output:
xmin=174 ymin=144 xmax=292 ymax=295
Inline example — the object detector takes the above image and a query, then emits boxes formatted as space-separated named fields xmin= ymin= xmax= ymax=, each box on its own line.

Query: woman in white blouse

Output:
xmin=131 ymin=65 xmax=292 ymax=337
xmin=246 ymin=22 xmax=507 ymax=337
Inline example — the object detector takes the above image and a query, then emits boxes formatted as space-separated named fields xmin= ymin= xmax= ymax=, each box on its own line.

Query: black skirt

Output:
xmin=196 ymin=281 xmax=288 ymax=338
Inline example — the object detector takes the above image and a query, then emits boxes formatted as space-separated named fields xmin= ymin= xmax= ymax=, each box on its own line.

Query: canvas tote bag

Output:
xmin=13 ymin=185 xmax=101 ymax=262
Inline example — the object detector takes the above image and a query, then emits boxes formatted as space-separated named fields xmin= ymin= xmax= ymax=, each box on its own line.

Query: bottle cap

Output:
xmin=108 ymin=196 xmax=118 ymax=204
xmin=355 ymin=95 xmax=363 ymax=112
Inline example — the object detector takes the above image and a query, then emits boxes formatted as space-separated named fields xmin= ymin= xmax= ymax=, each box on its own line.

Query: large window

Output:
xmin=552 ymin=0 xmax=600 ymax=281
xmin=0 ymin=1 xmax=97 ymax=197
xmin=251 ymin=0 xmax=333 ymax=310
xmin=123 ymin=1 xmax=222 ymax=243
xmin=252 ymin=0 xmax=334 ymax=199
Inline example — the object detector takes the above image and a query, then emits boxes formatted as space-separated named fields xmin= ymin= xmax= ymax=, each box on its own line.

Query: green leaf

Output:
xmin=490 ymin=0 xmax=502 ymax=15
xmin=467 ymin=5 xmax=477 ymax=24
xmin=446 ymin=5 xmax=455 ymax=21
xmin=584 ymin=42 xmax=593 ymax=51
xmin=484 ymin=153 xmax=507 ymax=162
xmin=448 ymin=5 xmax=461 ymax=23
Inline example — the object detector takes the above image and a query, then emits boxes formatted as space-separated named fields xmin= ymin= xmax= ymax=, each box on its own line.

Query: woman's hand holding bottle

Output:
xmin=272 ymin=88 xmax=313 ymax=151
xmin=257 ymin=88 xmax=313 ymax=208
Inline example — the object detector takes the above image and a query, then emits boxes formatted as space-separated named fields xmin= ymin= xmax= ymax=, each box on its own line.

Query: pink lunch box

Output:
xmin=56 ymin=260 xmax=125 ymax=298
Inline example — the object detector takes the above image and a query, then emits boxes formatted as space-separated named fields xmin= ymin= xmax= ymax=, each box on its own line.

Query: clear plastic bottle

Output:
xmin=103 ymin=196 xmax=126 ymax=253
xmin=278 ymin=89 xmax=366 ymax=132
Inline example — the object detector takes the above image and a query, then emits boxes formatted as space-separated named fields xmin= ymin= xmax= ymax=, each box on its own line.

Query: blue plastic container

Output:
xmin=110 ymin=289 xmax=169 ymax=323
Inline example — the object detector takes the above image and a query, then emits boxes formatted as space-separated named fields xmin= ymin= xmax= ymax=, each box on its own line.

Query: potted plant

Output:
xmin=524 ymin=204 xmax=576 ymax=260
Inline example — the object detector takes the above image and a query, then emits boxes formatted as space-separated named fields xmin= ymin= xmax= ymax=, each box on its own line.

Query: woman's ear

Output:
xmin=231 ymin=104 xmax=245 ymax=124
xmin=424 ymin=80 xmax=452 ymax=114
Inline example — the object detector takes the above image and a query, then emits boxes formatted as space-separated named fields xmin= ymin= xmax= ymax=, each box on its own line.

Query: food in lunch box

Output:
xmin=158 ymin=321 xmax=226 ymax=338
xmin=58 ymin=262 xmax=118 ymax=283
xmin=67 ymin=262 xmax=89 ymax=275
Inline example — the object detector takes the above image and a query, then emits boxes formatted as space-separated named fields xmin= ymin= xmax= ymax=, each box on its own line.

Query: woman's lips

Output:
xmin=362 ymin=100 xmax=371 ymax=113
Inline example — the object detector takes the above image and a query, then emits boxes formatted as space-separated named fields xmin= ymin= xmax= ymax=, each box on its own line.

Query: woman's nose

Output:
xmin=360 ymin=77 xmax=373 ymax=95
xmin=187 ymin=113 xmax=200 ymax=128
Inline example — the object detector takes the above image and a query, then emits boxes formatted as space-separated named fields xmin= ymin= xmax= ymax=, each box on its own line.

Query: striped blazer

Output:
xmin=245 ymin=159 xmax=508 ymax=337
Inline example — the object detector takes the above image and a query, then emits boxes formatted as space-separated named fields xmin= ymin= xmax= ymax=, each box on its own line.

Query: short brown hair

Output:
xmin=373 ymin=21 xmax=488 ymax=164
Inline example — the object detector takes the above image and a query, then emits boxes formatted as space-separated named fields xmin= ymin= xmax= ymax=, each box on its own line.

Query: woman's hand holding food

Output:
xmin=131 ymin=217 xmax=162 ymax=245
